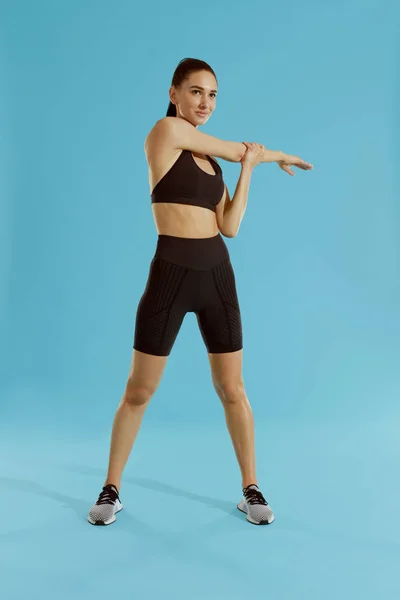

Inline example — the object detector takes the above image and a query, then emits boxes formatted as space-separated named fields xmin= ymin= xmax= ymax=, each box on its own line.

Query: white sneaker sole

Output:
xmin=88 ymin=499 xmax=123 ymax=526
xmin=237 ymin=499 xmax=275 ymax=525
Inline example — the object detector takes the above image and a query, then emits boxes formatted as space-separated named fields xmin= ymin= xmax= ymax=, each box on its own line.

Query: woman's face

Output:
xmin=170 ymin=70 xmax=218 ymax=127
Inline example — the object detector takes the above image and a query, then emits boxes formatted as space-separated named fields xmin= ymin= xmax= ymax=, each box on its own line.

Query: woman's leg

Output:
xmin=208 ymin=349 xmax=258 ymax=489
xmin=104 ymin=349 xmax=168 ymax=491
xmin=105 ymin=252 xmax=189 ymax=491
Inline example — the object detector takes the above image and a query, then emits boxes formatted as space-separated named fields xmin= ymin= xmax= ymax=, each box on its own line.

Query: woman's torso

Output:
xmin=147 ymin=140 xmax=224 ymax=239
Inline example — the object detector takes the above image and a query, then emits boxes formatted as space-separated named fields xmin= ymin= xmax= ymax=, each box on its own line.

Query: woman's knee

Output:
xmin=123 ymin=380 xmax=158 ymax=407
xmin=213 ymin=378 xmax=246 ymax=404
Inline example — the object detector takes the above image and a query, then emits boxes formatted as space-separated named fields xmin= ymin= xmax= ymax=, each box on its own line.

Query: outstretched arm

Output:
xmin=147 ymin=118 xmax=313 ymax=172
xmin=146 ymin=117 xmax=247 ymax=163
xmin=260 ymin=146 xmax=313 ymax=175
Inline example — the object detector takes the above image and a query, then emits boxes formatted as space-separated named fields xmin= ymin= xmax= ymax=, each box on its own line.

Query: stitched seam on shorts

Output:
xmin=211 ymin=267 xmax=233 ymax=350
xmin=159 ymin=267 xmax=189 ymax=352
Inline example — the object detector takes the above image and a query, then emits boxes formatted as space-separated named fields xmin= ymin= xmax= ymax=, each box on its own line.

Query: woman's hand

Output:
xmin=240 ymin=142 xmax=266 ymax=169
xmin=277 ymin=153 xmax=313 ymax=176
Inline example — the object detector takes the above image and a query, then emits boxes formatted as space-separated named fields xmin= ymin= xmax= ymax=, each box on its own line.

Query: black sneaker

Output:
xmin=237 ymin=484 xmax=275 ymax=525
xmin=87 ymin=484 xmax=123 ymax=526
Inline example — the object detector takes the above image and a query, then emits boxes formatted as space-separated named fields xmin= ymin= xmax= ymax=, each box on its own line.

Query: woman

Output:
xmin=88 ymin=58 xmax=313 ymax=527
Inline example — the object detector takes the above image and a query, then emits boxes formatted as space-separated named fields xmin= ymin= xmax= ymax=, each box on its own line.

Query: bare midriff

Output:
xmin=149 ymin=150 xmax=221 ymax=239
xmin=151 ymin=204 xmax=219 ymax=238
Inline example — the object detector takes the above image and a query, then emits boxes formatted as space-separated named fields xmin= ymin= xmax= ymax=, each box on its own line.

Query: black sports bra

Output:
xmin=151 ymin=149 xmax=225 ymax=213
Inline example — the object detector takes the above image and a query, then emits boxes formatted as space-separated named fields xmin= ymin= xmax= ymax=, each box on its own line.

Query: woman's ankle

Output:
xmin=104 ymin=480 xmax=120 ymax=493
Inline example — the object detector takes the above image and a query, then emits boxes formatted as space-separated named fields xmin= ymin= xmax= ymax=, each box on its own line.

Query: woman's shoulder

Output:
xmin=145 ymin=117 xmax=197 ymax=155
xmin=146 ymin=117 xmax=173 ymax=139
xmin=148 ymin=116 xmax=193 ymax=135
xmin=145 ymin=117 xmax=178 ymax=148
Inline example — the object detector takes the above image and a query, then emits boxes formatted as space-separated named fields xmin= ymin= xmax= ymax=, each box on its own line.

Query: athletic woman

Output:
xmin=88 ymin=58 xmax=313 ymax=527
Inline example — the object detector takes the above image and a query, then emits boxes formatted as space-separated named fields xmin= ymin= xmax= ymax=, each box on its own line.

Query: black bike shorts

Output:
xmin=133 ymin=233 xmax=243 ymax=356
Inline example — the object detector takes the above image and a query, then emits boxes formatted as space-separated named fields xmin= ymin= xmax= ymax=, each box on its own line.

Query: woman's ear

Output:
xmin=169 ymin=86 xmax=176 ymax=104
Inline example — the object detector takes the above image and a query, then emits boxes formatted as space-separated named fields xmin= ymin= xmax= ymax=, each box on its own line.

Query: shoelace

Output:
xmin=244 ymin=487 xmax=268 ymax=506
xmin=96 ymin=485 xmax=119 ymax=506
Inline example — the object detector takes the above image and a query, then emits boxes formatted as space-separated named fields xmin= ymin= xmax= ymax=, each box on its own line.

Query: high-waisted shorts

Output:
xmin=133 ymin=233 xmax=243 ymax=356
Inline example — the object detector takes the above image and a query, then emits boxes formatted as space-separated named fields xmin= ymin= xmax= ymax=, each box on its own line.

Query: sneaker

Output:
xmin=87 ymin=484 xmax=123 ymax=526
xmin=237 ymin=484 xmax=275 ymax=525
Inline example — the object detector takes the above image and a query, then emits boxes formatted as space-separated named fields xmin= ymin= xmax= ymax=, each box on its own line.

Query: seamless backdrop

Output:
xmin=1 ymin=1 xmax=399 ymax=599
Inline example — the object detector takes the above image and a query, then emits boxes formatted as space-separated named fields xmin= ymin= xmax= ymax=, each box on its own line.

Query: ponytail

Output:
xmin=166 ymin=101 xmax=176 ymax=117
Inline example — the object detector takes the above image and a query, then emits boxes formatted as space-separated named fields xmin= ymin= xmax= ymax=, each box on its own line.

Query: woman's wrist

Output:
xmin=262 ymin=148 xmax=285 ymax=163
xmin=240 ymin=163 xmax=254 ymax=174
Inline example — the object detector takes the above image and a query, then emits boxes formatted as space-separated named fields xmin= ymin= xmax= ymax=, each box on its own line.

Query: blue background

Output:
xmin=1 ymin=0 xmax=399 ymax=598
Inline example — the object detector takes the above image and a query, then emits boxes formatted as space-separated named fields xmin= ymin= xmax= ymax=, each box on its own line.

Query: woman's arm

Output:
xmin=216 ymin=142 xmax=313 ymax=237
xmin=260 ymin=148 xmax=285 ymax=163
xmin=216 ymin=144 xmax=266 ymax=238
xmin=147 ymin=118 xmax=247 ymax=163
xmin=146 ymin=118 xmax=310 ymax=172
xmin=261 ymin=147 xmax=313 ymax=174
xmin=216 ymin=166 xmax=253 ymax=238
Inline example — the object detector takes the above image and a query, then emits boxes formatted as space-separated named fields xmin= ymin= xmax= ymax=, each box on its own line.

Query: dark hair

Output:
xmin=166 ymin=58 xmax=217 ymax=117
